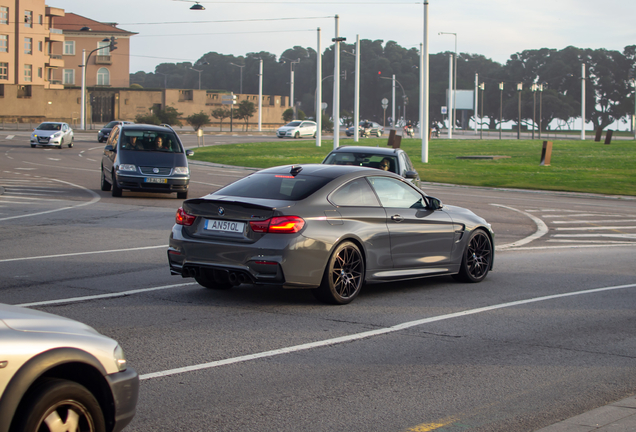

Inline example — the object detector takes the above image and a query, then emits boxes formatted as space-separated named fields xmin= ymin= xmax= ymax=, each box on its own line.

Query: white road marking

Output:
xmin=553 ymin=233 xmax=636 ymax=239
xmin=138 ymin=282 xmax=636 ymax=380
xmin=47 ymin=158 xmax=61 ymax=161
xmin=0 ymin=177 xmax=100 ymax=222
xmin=492 ymin=204 xmax=549 ymax=250
xmin=543 ymin=213 xmax=624 ymax=218
xmin=14 ymin=168 xmax=37 ymax=170
xmin=552 ymin=219 xmax=636 ymax=224
xmin=6 ymin=135 xmax=15 ymax=139
xmin=501 ymin=243 xmax=636 ymax=251
xmin=15 ymin=282 xmax=197 ymax=307
xmin=555 ymin=226 xmax=636 ymax=231
xmin=0 ymin=245 xmax=167 ymax=263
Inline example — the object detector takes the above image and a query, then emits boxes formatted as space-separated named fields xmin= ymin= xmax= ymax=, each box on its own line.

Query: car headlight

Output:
xmin=118 ymin=164 xmax=137 ymax=172
xmin=113 ymin=344 xmax=127 ymax=372
xmin=52 ymin=132 xmax=63 ymax=138
xmin=174 ymin=166 xmax=189 ymax=175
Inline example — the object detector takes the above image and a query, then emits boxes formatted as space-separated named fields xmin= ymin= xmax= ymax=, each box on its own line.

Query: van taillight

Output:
xmin=249 ymin=216 xmax=305 ymax=233
xmin=176 ymin=207 xmax=196 ymax=226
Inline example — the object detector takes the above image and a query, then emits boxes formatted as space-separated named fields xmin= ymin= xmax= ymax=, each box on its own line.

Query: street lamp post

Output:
xmin=229 ymin=62 xmax=245 ymax=94
xmin=517 ymin=83 xmax=523 ymax=140
xmin=188 ymin=67 xmax=203 ymax=90
xmin=499 ymin=82 xmax=503 ymax=140
xmin=80 ymin=35 xmax=114 ymax=130
xmin=380 ymin=75 xmax=406 ymax=128
xmin=479 ymin=82 xmax=484 ymax=139
xmin=531 ymin=83 xmax=537 ymax=140
xmin=538 ymin=83 xmax=544 ymax=139
xmin=281 ymin=57 xmax=301 ymax=119
xmin=439 ymin=32 xmax=457 ymax=134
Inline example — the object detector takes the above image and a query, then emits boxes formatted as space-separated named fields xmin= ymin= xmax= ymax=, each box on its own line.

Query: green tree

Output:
xmin=186 ymin=111 xmax=210 ymax=131
xmin=211 ymin=108 xmax=232 ymax=131
xmin=235 ymin=100 xmax=256 ymax=131
xmin=135 ymin=113 xmax=161 ymax=125
xmin=156 ymin=106 xmax=181 ymax=125
xmin=282 ymin=108 xmax=294 ymax=123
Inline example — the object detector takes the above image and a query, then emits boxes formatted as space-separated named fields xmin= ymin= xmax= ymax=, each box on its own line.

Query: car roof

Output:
xmin=257 ymin=163 xmax=401 ymax=181
xmin=328 ymin=146 xmax=401 ymax=156
xmin=119 ymin=124 xmax=176 ymax=132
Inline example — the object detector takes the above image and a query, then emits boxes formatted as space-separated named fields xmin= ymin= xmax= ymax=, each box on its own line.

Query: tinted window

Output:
xmin=105 ymin=121 xmax=120 ymax=128
xmin=120 ymin=130 xmax=181 ymax=152
xmin=286 ymin=121 xmax=301 ymax=127
xmin=367 ymin=176 xmax=424 ymax=209
xmin=329 ymin=178 xmax=380 ymax=207
xmin=323 ymin=152 xmax=398 ymax=173
xmin=36 ymin=123 xmax=61 ymax=131
xmin=216 ymin=173 xmax=331 ymax=201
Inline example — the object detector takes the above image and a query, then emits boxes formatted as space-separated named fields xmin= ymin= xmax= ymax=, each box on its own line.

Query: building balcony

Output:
xmin=95 ymin=55 xmax=112 ymax=65
xmin=46 ymin=29 xmax=64 ymax=43
xmin=46 ymin=80 xmax=64 ymax=89
xmin=47 ymin=54 xmax=64 ymax=68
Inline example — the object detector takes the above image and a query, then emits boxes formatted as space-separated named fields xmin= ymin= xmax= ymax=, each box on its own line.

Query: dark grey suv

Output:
xmin=100 ymin=124 xmax=194 ymax=199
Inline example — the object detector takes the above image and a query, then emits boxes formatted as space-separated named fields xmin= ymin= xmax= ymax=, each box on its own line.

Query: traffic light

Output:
xmin=109 ymin=36 xmax=118 ymax=51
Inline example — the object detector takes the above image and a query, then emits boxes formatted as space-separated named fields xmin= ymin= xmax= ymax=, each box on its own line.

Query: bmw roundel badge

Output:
xmin=218 ymin=207 xmax=225 ymax=216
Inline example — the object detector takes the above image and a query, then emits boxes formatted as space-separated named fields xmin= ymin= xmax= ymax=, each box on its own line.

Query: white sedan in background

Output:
xmin=276 ymin=120 xmax=317 ymax=139
xmin=30 ymin=122 xmax=74 ymax=149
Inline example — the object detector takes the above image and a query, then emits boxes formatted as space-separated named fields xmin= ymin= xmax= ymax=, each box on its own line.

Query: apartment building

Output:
xmin=0 ymin=0 xmax=65 ymax=94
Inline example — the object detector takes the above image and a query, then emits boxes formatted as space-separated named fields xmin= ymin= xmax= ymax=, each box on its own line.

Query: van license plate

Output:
xmin=144 ymin=177 xmax=167 ymax=183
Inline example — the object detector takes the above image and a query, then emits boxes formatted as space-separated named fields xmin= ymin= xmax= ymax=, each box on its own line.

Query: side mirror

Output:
xmin=404 ymin=170 xmax=418 ymax=179
xmin=186 ymin=149 xmax=194 ymax=157
xmin=104 ymin=145 xmax=114 ymax=152
xmin=426 ymin=196 xmax=443 ymax=210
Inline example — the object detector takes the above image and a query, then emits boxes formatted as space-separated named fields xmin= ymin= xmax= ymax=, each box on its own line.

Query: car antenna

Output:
xmin=290 ymin=165 xmax=303 ymax=176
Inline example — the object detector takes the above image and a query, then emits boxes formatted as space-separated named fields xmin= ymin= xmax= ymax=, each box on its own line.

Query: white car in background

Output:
xmin=276 ymin=120 xmax=317 ymax=138
xmin=30 ymin=122 xmax=74 ymax=149
xmin=0 ymin=303 xmax=138 ymax=432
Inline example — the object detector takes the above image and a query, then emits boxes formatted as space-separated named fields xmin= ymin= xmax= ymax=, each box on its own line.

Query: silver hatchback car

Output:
xmin=30 ymin=122 xmax=74 ymax=149
xmin=0 ymin=303 xmax=138 ymax=432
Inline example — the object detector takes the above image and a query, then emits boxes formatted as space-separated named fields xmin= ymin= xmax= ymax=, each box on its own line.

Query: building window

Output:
xmin=0 ymin=84 xmax=4 ymax=97
xmin=24 ymin=64 xmax=32 ymax=82
xmin=63 ymin=69 xmax=74 ymax=85
xmin=38 ymin=67 xmax=42 ymax=78
xmin=0 ymin=62 xmax=8 ymax=80
xmin=63 ymin=40 xmax=74 ymax=55
xmin=0 ymin=35 xmax=7 ymax=53
xmin=97 ymin=68 xmax=109 ymax=85
xmin=24 ymin=37 xmax=32 ymax=54
xmin=24 ymin=11 xmax=32 ymax=28
xmin=0 ymin=7 xmax=8 ymax=25
xmin=39 ymin=14 xmax=43 ymax=25
xmin=97 ymin=40 xmax=110 ymax=55
xmin=39 ymin=40 xmax=43 ymax=52
xmin=17 ymin=85 xmax=32 ymax=98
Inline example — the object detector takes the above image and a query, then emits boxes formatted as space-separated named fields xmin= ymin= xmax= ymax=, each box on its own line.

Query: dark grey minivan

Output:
xmin=100 ymin=124 xmax=194 ymax=199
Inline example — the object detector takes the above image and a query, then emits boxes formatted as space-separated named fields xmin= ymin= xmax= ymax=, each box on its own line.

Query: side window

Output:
xmin=402 ymin=152 xmax=415 ymax=171
xmin=329 ymin=178 xmax=380 ymax=207
xmin=368 ymin=176 xmax=424 ymax=209
xmin=108 ymin=127 xmax=120 ymax=147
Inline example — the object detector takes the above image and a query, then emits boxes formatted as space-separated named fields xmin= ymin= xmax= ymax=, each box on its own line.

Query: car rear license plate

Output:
xmin=144 ymin=177 xmax=167 ymax=183
xmin=204 ymin=219 xmax=245 ymax=234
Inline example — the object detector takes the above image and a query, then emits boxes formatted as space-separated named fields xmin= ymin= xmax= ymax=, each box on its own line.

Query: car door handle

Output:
xmin=391 ymin=214 xmax=404 ymax=222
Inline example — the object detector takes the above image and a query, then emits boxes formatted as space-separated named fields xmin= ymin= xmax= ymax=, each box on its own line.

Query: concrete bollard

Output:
xmin=540 ymin=141 xmax=553 ymax=166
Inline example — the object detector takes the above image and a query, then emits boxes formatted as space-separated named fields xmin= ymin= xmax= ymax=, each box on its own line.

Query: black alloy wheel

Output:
xmin=14 ymin=378 xmax=106 ymax=432
xmin=68 ymin=137 xmax=74 ymax=148
xmin=314 ymin=241 xmax=365 ymax=305
xmin=177 ymin=191 xmax=188 ymax=200
xmin=453 ymin=229 xmax=492 ymax=283
xmin=294 ymin=131 xmax=300 ymax=139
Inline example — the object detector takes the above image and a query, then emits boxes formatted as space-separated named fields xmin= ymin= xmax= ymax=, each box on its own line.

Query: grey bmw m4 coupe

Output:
xmin=168 ymin=164 xmax=494 ymax=304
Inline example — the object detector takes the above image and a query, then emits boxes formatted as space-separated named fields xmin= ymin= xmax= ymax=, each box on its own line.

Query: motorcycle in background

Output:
xmin=403 ymin=123 xmax=414 ymax=138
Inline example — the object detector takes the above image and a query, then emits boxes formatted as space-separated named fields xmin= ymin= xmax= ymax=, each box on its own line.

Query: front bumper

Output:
xmin=106 ymin=367 xmax=139 ymax=432
xmin=31 ymin=136 xmax=63 ymax=146
xmin=115 ymin=172 xmax=189 ymax=193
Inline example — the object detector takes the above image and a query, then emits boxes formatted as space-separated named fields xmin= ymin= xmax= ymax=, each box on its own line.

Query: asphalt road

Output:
xmin=1 ymin=131 xmax=635 ymax=432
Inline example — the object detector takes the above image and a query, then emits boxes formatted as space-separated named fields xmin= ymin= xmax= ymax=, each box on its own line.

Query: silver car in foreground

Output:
xmin=30 ymin=122 xmax=74 ymax=149
xmin=0 ymin=303 xmax=138 ymax=432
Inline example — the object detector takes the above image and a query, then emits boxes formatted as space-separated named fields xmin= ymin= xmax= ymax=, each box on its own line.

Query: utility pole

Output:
xmin=316 ymin=27 xmax=322 ymax=147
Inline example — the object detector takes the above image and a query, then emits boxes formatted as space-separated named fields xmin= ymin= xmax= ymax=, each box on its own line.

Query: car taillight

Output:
xmin=249 ymin=216 xmax=305 ymax=234
xmin=176 ymin=207 xmax=196 ymax=226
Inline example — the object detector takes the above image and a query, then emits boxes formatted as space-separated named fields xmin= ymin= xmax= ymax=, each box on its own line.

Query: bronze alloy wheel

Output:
xmin=314 ymin=241 xmax=365 ymax=305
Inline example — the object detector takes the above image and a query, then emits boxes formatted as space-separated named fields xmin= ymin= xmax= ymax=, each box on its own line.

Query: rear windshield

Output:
xmin=120 ymin=130 xmax=182 ymax=153
xmin=215 ymin=173 xmax=331 ymax=201
xmin=323 ymin=152 xmax=398 ymax=173
xmin=105 ymin=121 xmax=120 ymax=128
xmin=36 ymin=123 xmax=61 ymax=131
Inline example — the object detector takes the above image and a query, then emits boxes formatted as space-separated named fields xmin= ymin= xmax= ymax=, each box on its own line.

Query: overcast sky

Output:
xmin=50 ymin=0 xmax=635 ymax=73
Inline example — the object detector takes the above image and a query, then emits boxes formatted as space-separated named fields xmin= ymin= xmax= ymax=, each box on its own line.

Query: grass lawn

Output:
xmin=190 ymin=138 xmax=636 ymax=197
